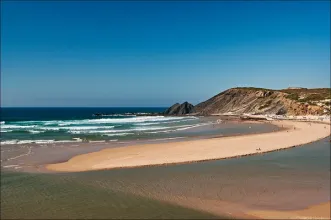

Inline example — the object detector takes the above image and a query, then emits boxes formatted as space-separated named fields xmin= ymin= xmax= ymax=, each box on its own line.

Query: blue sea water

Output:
xmin=0 ymin=107 xmax=207 ymax=144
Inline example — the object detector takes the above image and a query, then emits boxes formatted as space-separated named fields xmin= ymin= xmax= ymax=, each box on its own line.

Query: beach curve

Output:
xmin=248 ymin=202 xmax=331 ymax=219
xmin=46 ymin=121 xmax=331 ymax=172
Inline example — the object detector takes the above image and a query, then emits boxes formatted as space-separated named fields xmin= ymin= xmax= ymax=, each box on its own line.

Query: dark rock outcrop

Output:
xmin=164 ymin=102 xmax=195 ymax=115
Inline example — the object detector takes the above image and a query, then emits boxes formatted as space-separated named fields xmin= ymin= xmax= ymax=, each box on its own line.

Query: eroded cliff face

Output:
xmin=164 ymin=87 xmax=330 ymax=116
xmin=194 ymin=88 xmax=328 ymax=116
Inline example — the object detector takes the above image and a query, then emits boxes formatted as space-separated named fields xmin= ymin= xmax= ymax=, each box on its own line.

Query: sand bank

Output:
xmin=248 ymin=202 xmax=331 ymax=219
xmin=47 ymin=121 xmax=330 ymax=172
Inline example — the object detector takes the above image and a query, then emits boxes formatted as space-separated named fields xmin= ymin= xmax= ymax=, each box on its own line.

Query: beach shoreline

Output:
xmin=2 ymin=118 xmax=330 ymax=220
xmin=46 ymin=120 xmax=331 ymax=172
xmin=1 ymin=118 xmax=282 ymax=173
xmin=248 ymin=202 xmax=331 ymax=219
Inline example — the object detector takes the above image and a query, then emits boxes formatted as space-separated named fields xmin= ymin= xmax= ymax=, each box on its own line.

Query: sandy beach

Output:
xmin=249 ymin=202 xmax=331 ymax=219
xmin=47 ymin=120 xmax=330 ymax=172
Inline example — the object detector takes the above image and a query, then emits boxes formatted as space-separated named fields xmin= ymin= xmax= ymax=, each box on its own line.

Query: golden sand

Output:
xmin=248 ymin=202 xmax=331 ymax=219
xmin=47 ymin=121 xmax=330 ymax=172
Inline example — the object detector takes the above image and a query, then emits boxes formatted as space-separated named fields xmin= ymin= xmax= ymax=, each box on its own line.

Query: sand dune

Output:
xmin=47 ymin=121 xmax=330 ymax=172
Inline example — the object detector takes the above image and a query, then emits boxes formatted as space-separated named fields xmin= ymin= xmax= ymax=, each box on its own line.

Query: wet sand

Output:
xmin=47 ymin=120 xmax=330 ymax=172
xmin=249 ymin=202 xmax=330 ymax=219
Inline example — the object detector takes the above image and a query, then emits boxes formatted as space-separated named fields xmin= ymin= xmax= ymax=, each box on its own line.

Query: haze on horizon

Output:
xmin=1 ymin=1 xmax=330 ymax=107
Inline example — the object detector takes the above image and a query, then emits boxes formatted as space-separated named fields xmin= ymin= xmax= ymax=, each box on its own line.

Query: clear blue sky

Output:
xmin=1 ymin=1 xmax=330 ymax=107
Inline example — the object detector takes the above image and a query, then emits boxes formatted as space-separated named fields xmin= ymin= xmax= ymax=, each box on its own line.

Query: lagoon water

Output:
xmin=1 ymin=138 xmax=329 ymax=218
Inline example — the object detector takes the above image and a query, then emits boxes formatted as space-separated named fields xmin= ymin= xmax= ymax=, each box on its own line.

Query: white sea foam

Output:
xmin=84 ymin=116 xmax=191 ymax=124
xmin=88 ymin=140 xmax=106 ymax=143
xmin=3 ymin=165 xmax=20 ymax=168
xmin=39 ymin=127 xmax=61 ymax=131
xmin=1 ymin=125 xmax=37 ymax=129
xmin=130 ymin=126 xmax=169 ymax=131
xmin=44 ymin=121 xmax=63 ymax=125
xmin=102 ymin=133 xmax=134 ymax=136
xmin=46 ymin=116 xmax=197 ymax=126
xmin=145 ymin=130 xmax=173 ymax=134
xmin=1 ymin=116 xmax=202 ymax=144
xmin=0 ymin=121 xmax=5 ymax=125
xmin=1 ymin=140 xmax=19 ymax=145
xmin=68 ymin=130 xmax=119 ymax=134
xmin=19 ymin=140 xmax=46 ymax=144
xmin=0 ymin=129 xmax=13 ymax=133
xmin=28 ymin=130 xmax=44 ymax=134
xmin=53 ymin=140 xmax=83 ymax=143
xmin=67 ymin=124 xmax=198 ymax=134
xmin=58 ymin=123 xmax=70 ymax=126
xmin=0 ymin=139 xmax=83 ymax=145
xmin=1 ymin=117 xmax=198 ymax=130
xmin=58 ymin=126 xmax=115 ymax=130
xmin=28 ymin=126 xmax=101 ymax=131
xmin=68 ymin=126 xmax=170 ymax=134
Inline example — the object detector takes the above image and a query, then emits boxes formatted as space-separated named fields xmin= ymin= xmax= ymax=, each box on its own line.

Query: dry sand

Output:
xmin=248 ymin=202 xmax=331 ymax=219
xmin=47 ymin=120 xmax=330 ymax=172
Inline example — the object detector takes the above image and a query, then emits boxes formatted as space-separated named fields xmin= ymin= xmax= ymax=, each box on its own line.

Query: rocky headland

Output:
xmin=164 ymin=87 xmax=331 ymax=116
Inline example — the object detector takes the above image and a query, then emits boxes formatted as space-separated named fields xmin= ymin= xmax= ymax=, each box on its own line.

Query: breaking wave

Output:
xmin=1 ymin=115 xmax=203 ymax=144
xmin=1 ymin=139 xmax=83 ymax=145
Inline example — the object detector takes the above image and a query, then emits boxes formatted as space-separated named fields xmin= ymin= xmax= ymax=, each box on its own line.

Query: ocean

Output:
xmin=0 ymin=107 xmax=276 ymax=145
xmin=0 ymin=107 xmax=202 ymax=144
xmin=1 ymin=107 xmax=281 ymax=173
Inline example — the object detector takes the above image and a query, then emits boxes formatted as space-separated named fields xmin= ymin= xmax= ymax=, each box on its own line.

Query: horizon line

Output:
xmin=0 ymin=106 xmax=169 ymax=108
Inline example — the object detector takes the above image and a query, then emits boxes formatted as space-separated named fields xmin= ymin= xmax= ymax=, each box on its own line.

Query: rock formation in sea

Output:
xmin=164 ymin=102 xmax=195 ymax=115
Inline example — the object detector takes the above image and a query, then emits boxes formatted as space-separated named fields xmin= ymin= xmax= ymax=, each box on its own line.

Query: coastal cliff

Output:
xmin=166 ymin=87 xmax=330 ymax=116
